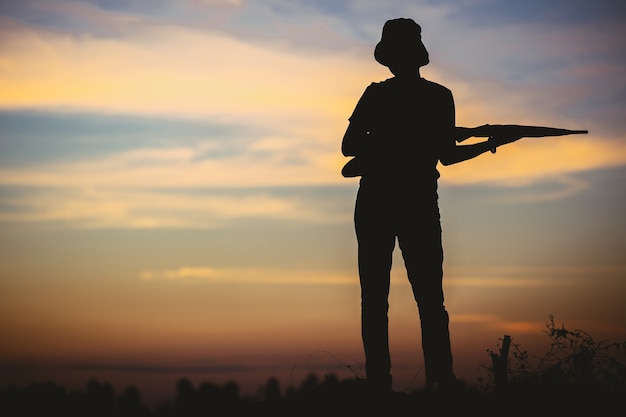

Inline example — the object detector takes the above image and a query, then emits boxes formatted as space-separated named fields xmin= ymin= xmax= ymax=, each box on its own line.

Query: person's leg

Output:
xmin=398 ymin=213 xmax=455 ymax=384
xmin=355 ymin=186 xmax=395 ymax=389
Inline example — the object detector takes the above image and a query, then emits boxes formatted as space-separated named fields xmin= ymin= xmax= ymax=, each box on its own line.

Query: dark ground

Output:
xmin=1 ymin=373 xmax=624 ymax=417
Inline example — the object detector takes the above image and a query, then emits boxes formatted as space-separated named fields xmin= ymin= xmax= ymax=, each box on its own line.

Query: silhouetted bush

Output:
xmin=480 ymin=315 xmax=626 ymax=414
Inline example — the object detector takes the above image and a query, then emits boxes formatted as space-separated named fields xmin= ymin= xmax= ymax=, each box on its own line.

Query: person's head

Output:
xmin=374 ymin=18 xmax=429 ymax=75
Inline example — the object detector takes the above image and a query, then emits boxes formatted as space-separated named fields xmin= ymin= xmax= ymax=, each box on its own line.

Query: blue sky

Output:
xmin=1 ymin=0 xmax=625 ymax=401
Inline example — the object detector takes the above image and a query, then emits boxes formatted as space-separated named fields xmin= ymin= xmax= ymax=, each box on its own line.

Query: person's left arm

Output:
xmin=438 ymin=89 xmax=522 ymax=165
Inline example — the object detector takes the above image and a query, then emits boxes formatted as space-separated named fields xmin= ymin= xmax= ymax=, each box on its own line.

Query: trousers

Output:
xmin=354 ymin=180 xmax=454 ymax=386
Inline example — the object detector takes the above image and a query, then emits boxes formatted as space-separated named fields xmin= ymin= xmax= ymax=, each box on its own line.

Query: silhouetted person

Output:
xmin=342 ymin=18 xmax=517 ymax=391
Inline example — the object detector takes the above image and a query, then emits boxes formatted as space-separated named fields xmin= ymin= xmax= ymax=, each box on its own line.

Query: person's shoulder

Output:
xmin=365 ymin=79 xmax=388 ymax=90
xmin=374 ymin=77 xmax=395 ymax=87
xmin=365 ymin=77 xmax=452 ymax=101
xmin=365 ymin=78 xmax=400 ymax=95
xmin=421 ymin=78 xmax=452 ymax=95
xmin=359 ymin=80 xmax=389 ymax=99
xmin=377 ymin=77 xmax=451 ymax=92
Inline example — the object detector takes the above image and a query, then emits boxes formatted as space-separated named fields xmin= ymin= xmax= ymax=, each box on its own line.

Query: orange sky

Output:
xmin=1 ymin=0 xmax=625 ymax=403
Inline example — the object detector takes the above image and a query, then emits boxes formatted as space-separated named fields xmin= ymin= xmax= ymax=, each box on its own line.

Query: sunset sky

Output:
xmin=1 ymin=0 xmax=625 ymax=404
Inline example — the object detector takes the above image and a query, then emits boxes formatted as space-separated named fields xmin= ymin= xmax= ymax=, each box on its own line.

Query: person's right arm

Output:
xmin=341 ymin=122 xmax=369 ymax=157
xmin=341 ymin=84 xmax=376 ymax=157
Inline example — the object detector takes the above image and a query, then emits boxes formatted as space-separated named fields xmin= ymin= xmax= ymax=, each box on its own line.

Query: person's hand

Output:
xmin=488 ymin=134 xmax=523 ymax=153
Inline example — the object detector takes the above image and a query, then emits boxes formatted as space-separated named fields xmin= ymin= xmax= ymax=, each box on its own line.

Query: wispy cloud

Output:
xmin=0 ymin=15 xmax=364 ymax=125
xmin=451 ymin=313 xmax=544 ymax=335
xmin=140 ymin=266 xmax=355 ymax=285
xmin=140 ymin=263 xmax=621 ymax=287
xmin=0 ymin=186 xmax=351 ymax=229
xmin=1 ymin=1 xmax=625 ymax=231
xmin=439 ymin=133 xmax=626 ymax=187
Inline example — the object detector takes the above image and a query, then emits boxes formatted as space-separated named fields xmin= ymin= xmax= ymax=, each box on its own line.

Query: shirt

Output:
xmin=346 ymin=76 xmax=455 ymax=188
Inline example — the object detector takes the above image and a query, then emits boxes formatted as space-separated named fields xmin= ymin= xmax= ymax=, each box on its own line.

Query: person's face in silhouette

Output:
xmin=388 ymin=37 xmax=429 ymax=77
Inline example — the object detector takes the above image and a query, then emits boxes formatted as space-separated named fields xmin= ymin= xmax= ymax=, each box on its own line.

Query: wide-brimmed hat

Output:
xmin=374 ymin=18 xmax=429 ymax=68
